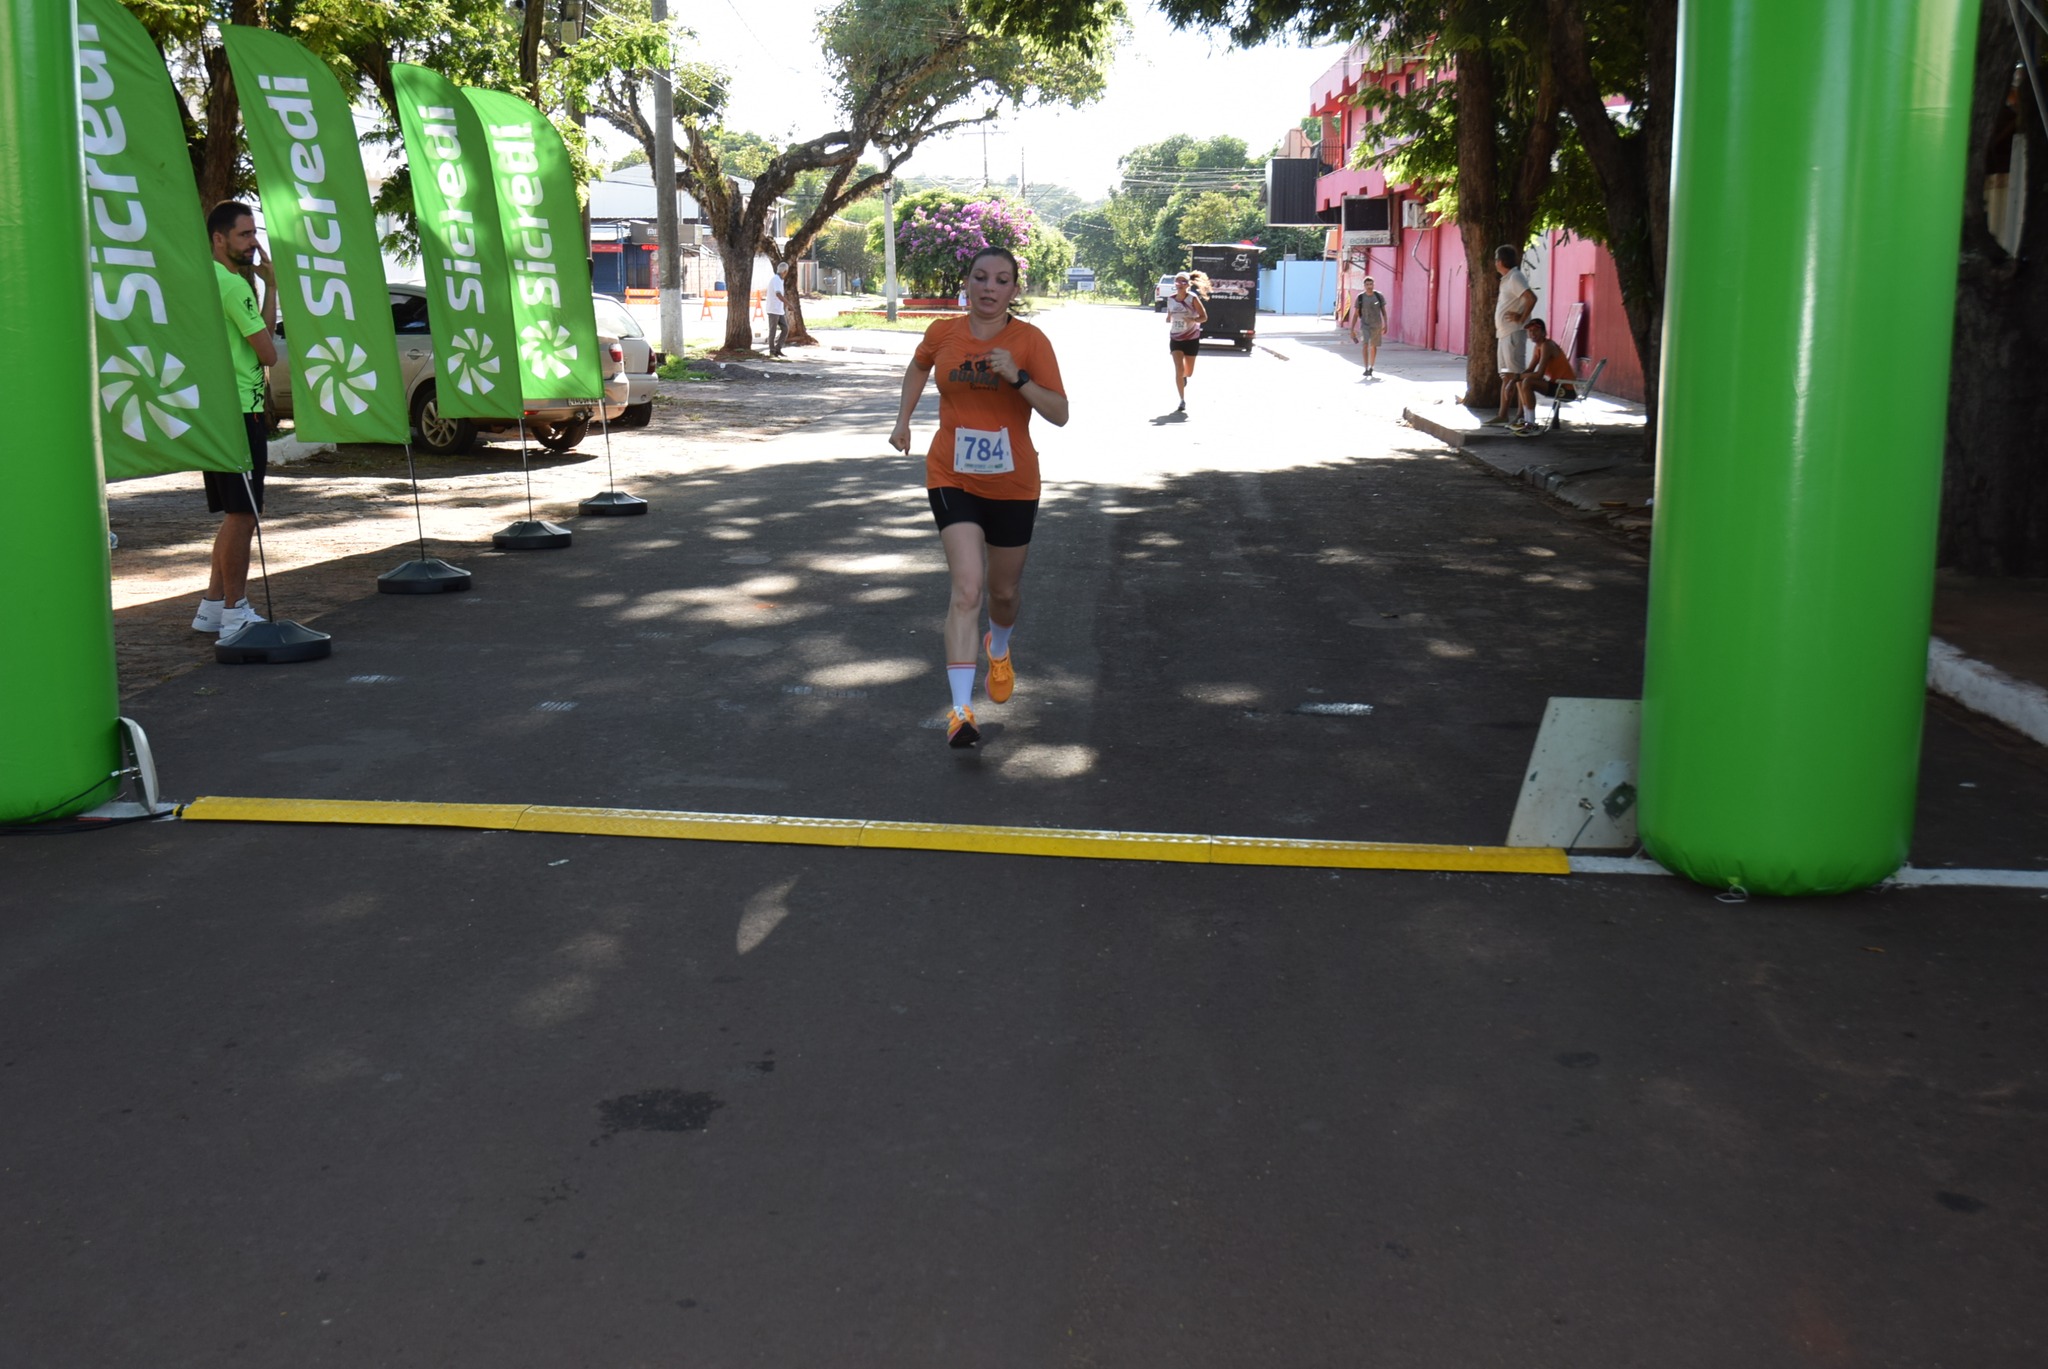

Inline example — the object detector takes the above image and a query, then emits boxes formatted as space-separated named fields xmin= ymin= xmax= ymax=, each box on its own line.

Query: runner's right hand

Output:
xmin=888 ymin=421 xmax=911 ymax=453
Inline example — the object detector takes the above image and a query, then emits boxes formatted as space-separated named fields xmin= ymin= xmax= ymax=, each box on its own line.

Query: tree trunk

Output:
xmin=193 ymin=1 xmax=267 ymax=209
xmin=1452 ymin=38 xmax=1557 ymax=407
xmin=714 ymin=187 xmax=771 ymax=354
xmin=782 ymin=272 xmax=812 ymax=347
xmin=1547 ymin=0 xmax=1674 ymax=452
xmin=1940 ymin=2 xmax=2048 ymax=574
xmin=197 ymin=45 xmax=241 ymax=208
xmin=1456 ymin=43 xmax=1506 ymax=405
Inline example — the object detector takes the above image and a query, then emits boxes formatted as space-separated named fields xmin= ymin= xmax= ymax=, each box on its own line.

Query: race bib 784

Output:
xmin=953 ymin=426 xmax=1014 ymax=475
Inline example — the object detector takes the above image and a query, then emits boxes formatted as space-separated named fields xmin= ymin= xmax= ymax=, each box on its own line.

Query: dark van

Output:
xmin=1189 ymin=243 xmax=1259 ymax=351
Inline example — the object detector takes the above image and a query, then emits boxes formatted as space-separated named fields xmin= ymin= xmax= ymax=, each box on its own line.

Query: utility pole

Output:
xmin=883 ymin=178 xmax=899 ymax=324
xmin=981 ymin=126 xmax=989 ymax=188
xmin=651 ymin=0 xmax=683 ymax=357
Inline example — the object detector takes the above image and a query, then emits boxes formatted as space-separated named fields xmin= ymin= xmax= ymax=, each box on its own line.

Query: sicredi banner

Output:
xmin=461 ymin=88 xmax=604 ymax=404
xmin=391 ymin=64 xmax=520 ymax=419
xmin=223 ymin=27 xmax=406 ymax=445
xmin=76 ymin=0 xmax=248 ymax=480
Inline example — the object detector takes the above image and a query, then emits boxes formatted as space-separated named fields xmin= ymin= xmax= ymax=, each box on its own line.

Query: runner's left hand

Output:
xmin=987 ymin=347 xmax=1018 ymax=383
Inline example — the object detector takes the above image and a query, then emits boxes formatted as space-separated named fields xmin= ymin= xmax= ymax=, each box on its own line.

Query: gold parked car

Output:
xmin=268 ymin=282 xmax=629 ymax=455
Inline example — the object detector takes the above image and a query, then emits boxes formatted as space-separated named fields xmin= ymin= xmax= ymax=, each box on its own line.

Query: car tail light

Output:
xmin=608 ymin=342 xmax=624 ymax=365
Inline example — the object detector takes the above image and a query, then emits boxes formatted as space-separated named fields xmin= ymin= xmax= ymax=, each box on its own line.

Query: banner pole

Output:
xmin=0 ymin=0 xmax=123 ymax=823
xmin=492 ymin=417 xmax=571 ymax=549
xmin=377 ymin=440 xmax=472 ymax=592
xmin=579 ymin=398 xmax=647 ymax=516
xmin=213 ymin=469 xmax=332 ymax=663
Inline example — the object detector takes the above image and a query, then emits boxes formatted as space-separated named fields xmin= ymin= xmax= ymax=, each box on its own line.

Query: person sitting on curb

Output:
xmin=1509 ymin=318 xmax=1579 ymax=436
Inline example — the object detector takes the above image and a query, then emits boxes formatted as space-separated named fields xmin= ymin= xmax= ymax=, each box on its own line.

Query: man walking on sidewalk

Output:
xmin=191 ymin=200 xmax=276 ymax=639
xmin=765 ymin=269 xmax=788 ymax=357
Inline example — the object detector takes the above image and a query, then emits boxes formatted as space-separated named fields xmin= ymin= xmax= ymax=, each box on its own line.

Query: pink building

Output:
xmin=1308 ymin=47 xmax=1645 ymax=402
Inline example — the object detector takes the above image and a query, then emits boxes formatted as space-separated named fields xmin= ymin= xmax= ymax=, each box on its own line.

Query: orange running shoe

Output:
xmin=946 ymin=706 xmax=980 ymax=748
xmin=984 ymin=632 xmax=1014 ymax=704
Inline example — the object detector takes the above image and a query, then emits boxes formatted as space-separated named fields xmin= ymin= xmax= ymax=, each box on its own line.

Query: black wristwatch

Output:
xmin=1010 ymin=369 xmax=1032 ymax=389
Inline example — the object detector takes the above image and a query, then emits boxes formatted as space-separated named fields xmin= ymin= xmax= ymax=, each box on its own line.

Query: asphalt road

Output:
xmin=5 ymin=305 xmax=2047 ymax=1367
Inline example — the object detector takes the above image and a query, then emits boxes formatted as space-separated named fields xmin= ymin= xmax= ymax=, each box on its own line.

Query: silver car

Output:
xmin=269 ymin=283 xmax=629 ymax=456
xmin=590 ymin=293 xmax=658 ymax=429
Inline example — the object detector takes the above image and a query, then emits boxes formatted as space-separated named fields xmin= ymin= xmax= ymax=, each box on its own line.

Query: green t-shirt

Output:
xmin=215 ymin=260 xmax=266 ymax=414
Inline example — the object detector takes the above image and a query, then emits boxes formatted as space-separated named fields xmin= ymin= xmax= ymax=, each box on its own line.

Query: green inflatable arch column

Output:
xmin=1638 ymin=0 xmax=1982 ymax=894
xmin=0 ymin=0 xmax=121 ymax=824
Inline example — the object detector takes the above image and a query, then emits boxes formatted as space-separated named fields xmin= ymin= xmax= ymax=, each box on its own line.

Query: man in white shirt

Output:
xmin=765 ymin=269 xmax=788 ymax=357
xmin=1488 ymin=244 xmax=1537 ymax=425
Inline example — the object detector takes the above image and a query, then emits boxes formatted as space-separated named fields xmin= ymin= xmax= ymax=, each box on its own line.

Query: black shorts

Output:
xmin=1168 ymin=336 xmax=1201 ymax=356
xmin=203 ymin=414 xmax=268 ymax=515
xmin=1529 ymin=378 xmax=1578 ymax=400
xmin=928 ymin=487 xmax=1038 ymax=548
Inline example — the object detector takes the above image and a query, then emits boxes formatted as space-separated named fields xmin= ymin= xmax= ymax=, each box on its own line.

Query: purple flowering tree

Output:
xmin=879 ymin=190 xmax=1041 ymax=297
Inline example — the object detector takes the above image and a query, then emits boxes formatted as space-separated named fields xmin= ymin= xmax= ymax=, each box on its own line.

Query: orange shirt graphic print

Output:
xmin=916 ymin=315 xmax=1063 ymax=501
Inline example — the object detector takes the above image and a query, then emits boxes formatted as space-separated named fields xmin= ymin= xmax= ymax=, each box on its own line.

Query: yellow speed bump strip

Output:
xmin=178 ymin=796 xmax=1570 ymax=875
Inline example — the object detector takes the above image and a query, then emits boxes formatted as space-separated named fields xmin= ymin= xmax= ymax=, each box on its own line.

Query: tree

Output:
xmin=1542 ymin=0 xmax=1674 ymax=442
xmin=873 ymin=188 xmax=1067 ymax=295
xmin=1176 ymin=191 xmax=1261 ymax=247
xmin=1061 ymin=194 xmax=1155 ymax=297
xmin=1941 ymin=1 xmax=2048 ymax=574
xmin=587 ymin=0 xmax=1120 ymax=353
xmin=819 ymin=218 xmax=880 ymax=288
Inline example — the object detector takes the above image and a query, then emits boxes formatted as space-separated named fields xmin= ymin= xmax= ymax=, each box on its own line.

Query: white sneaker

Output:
xmin=216 ymin=601 xmax=267 ymax=640
xmin=192 ymin=597 xmax=226 ymax=633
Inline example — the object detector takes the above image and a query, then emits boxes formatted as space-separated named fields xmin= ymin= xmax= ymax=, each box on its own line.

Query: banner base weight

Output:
xmin=580 ymin=490 xmax=648 ymax=516
xmin=493 ymin=520 xmax=572 ymax=550
xmin=215 ymin=620 xmax=333 ymax=664
xmin=379 ymin=558 xmax=473 ymax=593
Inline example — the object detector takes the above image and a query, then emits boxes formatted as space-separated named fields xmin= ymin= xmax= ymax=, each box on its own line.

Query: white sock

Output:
xmin=988 ymin=621 xmax=1014 ymax=659
xmin=947 ymin=664 xmax=975 ymax=711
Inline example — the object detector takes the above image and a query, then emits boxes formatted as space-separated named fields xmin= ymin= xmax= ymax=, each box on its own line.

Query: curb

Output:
xmin=1928 ymin=637 xmax=2048 ymax=747
xmin=1401 ymin=405 xmax=1467 ymax=448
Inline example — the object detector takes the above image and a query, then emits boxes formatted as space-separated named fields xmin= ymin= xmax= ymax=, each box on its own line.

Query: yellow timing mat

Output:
xmin=177 ymin=796 xmax=1572 ymax=875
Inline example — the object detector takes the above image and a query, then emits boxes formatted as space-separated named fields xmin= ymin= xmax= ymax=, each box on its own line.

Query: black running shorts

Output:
xmin=928 ymin=486 xmax=1038 ymax=548
xmin=203 ymin=414 xmax=269 ymax=515
xmin=1168 ymin=336 xmax=1200 ymax=356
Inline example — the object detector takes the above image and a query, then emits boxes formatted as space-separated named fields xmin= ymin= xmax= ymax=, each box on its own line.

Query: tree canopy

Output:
xmin=1061 ymin=133 xmax=1323 ymax=298
xmin=586 ymin=0 xmax=1124 ymax=349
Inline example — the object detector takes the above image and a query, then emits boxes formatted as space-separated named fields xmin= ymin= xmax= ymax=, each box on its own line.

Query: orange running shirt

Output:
xmin=914 ymin=314 xmax=1065 ymax=500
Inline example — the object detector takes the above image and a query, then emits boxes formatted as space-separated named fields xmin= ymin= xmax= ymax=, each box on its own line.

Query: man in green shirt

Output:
xmin=191 ymin=200 xmax=278 ymax=639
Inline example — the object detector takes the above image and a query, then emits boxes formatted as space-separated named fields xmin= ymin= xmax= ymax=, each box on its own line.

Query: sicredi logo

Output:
xmin=79 ymin=22 xmax=203 ymax=443
xmin=77 ymin=24 xmax=165 ymax=327
xmin=485 ymin=120 xmax=577 ymax=385
xmin=253 ymin=73 xmax=357 ymax=323
xmin=412 ymin=105 xmax=491 ymax=318
xmin=486 ymin=122 xmax=563 ymax=310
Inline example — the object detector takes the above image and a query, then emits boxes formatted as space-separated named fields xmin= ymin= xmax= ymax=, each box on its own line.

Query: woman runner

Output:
xmin=1165 ymin=271 xmax=1208 ymax=412
xmin=889 ymin=247 xmax=1069 ymax=748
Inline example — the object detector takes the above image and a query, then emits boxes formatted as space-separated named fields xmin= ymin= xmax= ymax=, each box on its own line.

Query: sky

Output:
xmin=658 ymin=1 xmax=1346 ymax=200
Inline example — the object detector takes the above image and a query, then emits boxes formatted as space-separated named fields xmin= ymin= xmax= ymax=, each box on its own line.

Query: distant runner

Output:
xmin=1165 ymin=271 xmax=1208 ymax=413
xmin=889 ymin=247 xmax=1070 ymax=748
